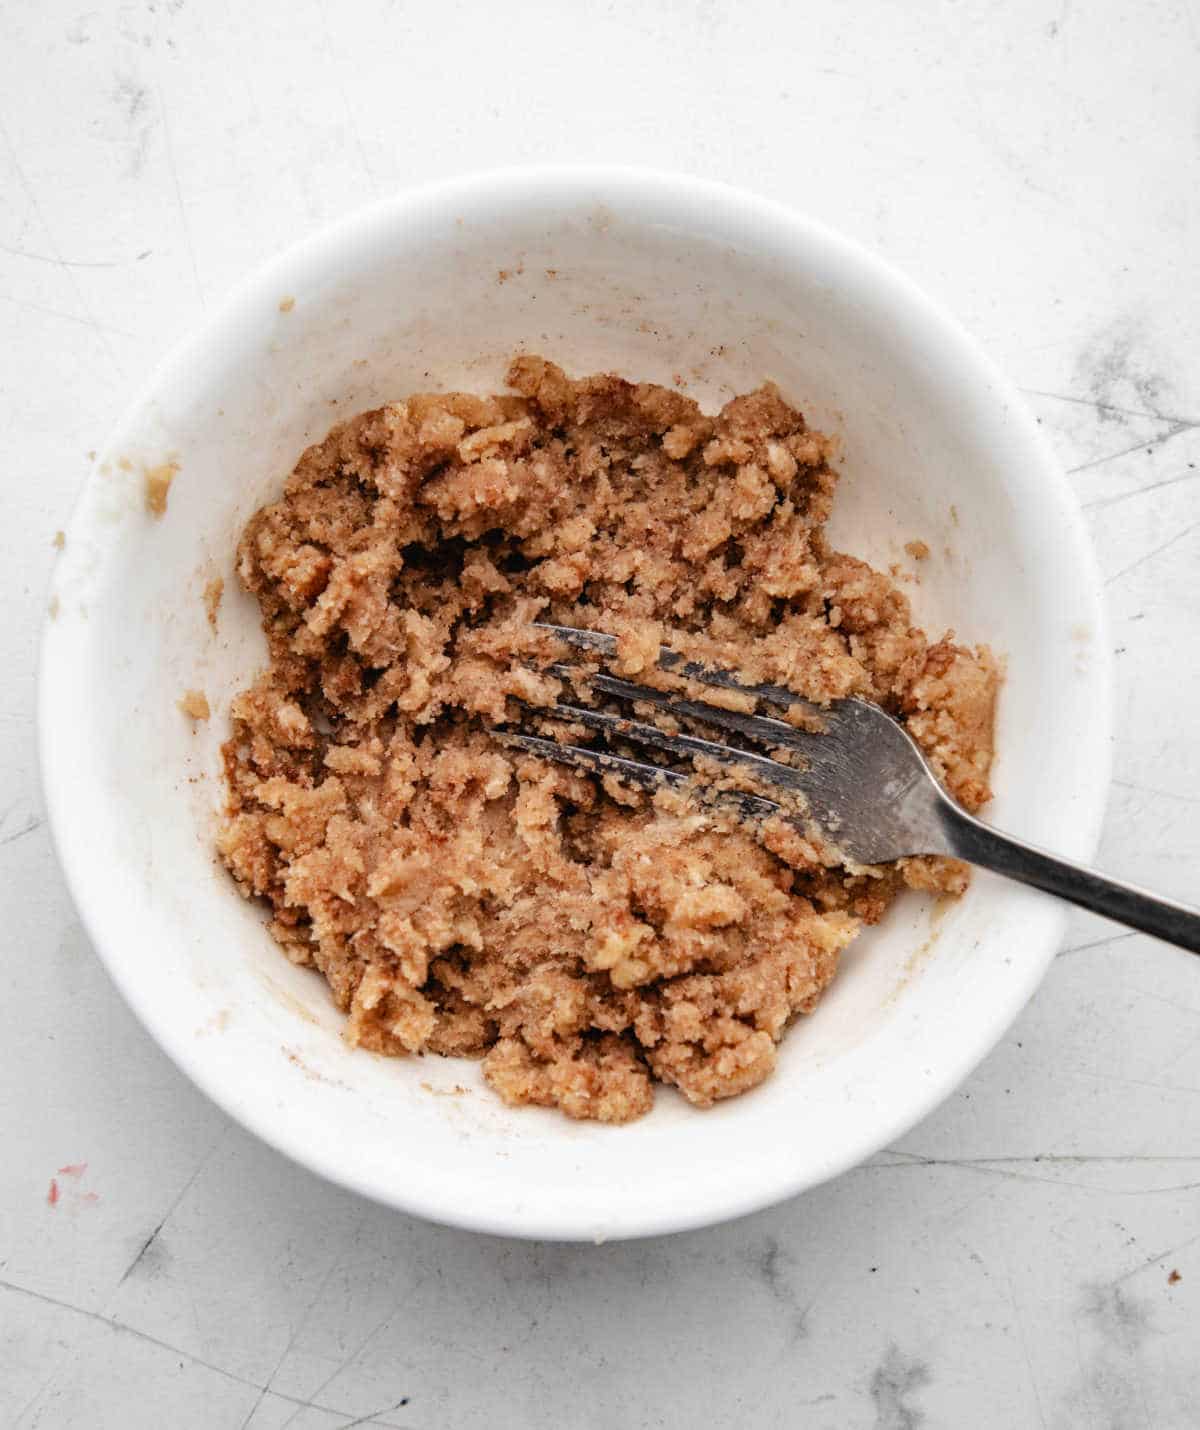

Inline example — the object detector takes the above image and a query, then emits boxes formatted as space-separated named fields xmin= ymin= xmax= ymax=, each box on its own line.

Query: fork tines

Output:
xmin=491 ymin=728 xmax=783 ymax=824
xmin=493 ymin=621 xmax=827 ymax=822
xmin=533 ymin=621 xmax=821 ymax=721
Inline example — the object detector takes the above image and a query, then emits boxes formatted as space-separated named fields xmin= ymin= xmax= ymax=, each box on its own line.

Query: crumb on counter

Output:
xmin=145 ymin=460 xmax=179 ymax=517
xmin=203 ymin=575 xmax=224 ymax=630
xmin=217 ymin=355 xmax=997 ymax=1124
xmin=47 ymin=595 xmax=60 ymax=620
xmin=905 ymin=540 xmax=930 ymax=561
xmin=179 ymin=688 xmax=210 ymax=720
xmin=52 ymin=530 xmax=65 ymax=549
xmin=278 ymin=295 xmax=296 ymax=313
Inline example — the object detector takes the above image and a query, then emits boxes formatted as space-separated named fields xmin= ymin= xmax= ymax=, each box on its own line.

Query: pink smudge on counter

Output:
xmin=47 ymin=1178 xmax=59 ymax=1207
xmin=58 ymin=1162 xmax=88 ymax=1177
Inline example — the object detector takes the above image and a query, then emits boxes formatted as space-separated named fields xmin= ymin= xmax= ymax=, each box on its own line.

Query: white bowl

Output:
xmin=39 ymin=168 xmax=1111 ymax=1241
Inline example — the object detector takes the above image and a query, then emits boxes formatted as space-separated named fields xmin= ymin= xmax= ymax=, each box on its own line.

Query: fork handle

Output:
xmin=939 ymin=802 xmax=1200 ymax=954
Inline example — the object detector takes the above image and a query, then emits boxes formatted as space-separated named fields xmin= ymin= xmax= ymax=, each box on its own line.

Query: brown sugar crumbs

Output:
xmin=179 ymin=688 xmax=211 ymax=721
xmin=203 ymin=575 xmax=224 ymax=630
xmin=218 ymin=356 xmax=997 ymax=1123
xmin=144 ymin=460 xmax=179 ymax=516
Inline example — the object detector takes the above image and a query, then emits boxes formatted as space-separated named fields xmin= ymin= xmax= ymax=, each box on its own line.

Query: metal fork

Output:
xmin=493 ymin=622 xmax=1200 ymax=954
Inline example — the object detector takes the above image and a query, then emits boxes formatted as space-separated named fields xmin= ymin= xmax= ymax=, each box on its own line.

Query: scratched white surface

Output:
xmin=2 ymin=1 xmax=1199 ymax=1426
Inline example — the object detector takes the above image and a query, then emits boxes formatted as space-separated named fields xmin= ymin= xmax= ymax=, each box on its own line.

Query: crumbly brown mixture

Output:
xmin=218 ymin=357 xmax=997 ymax=1122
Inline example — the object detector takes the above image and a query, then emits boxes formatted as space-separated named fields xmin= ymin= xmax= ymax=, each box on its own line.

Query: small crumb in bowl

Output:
xmin=905 ymin=539 xmax=930 ymax=561
xmin=278 ymin=295 xmax=295 ymax=313
xmin=178 ymin=689 xmax=210 ymax=721
xmin=203 ymin=575 xmax=224 ymax=629
xmin=144 ymin=460 xmax=179 ymax=517
xmin=52 ymin=530 xmax=65 ymax=549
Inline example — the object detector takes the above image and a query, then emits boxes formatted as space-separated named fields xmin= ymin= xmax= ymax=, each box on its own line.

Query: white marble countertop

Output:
xmin=2 ymin=1 xmax=1199 ymax=1425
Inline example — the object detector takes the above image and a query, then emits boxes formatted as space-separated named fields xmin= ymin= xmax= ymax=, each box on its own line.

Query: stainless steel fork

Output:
xmin=493 ymin=621 xmax=1200 ymax=954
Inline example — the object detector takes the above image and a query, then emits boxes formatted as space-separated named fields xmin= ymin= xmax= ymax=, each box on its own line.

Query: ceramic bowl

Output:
xmin=39 ymin=168 xmax=1111 ymax=1240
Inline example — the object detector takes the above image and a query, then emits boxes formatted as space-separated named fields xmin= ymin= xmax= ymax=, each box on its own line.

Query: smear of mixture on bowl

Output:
xmin=218 ymin=356 xmax=996 ymax=1122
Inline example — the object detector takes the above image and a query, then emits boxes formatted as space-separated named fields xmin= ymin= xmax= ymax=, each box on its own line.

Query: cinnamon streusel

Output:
xmin=218 ymin=356 xmax=996 ymax=1122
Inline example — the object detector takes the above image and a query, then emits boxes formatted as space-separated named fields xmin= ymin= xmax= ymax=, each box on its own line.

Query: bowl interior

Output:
xmin=40 ymin=171 xmax=1109 ymax=1240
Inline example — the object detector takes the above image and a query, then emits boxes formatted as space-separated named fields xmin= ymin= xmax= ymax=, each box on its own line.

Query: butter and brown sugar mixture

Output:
xmin=218 ymin=356 xmax=997 ymax=1122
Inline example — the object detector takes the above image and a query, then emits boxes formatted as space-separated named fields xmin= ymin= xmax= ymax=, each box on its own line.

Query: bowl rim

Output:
xmin=38 ymin=164 xmax=1112 ymax=1240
